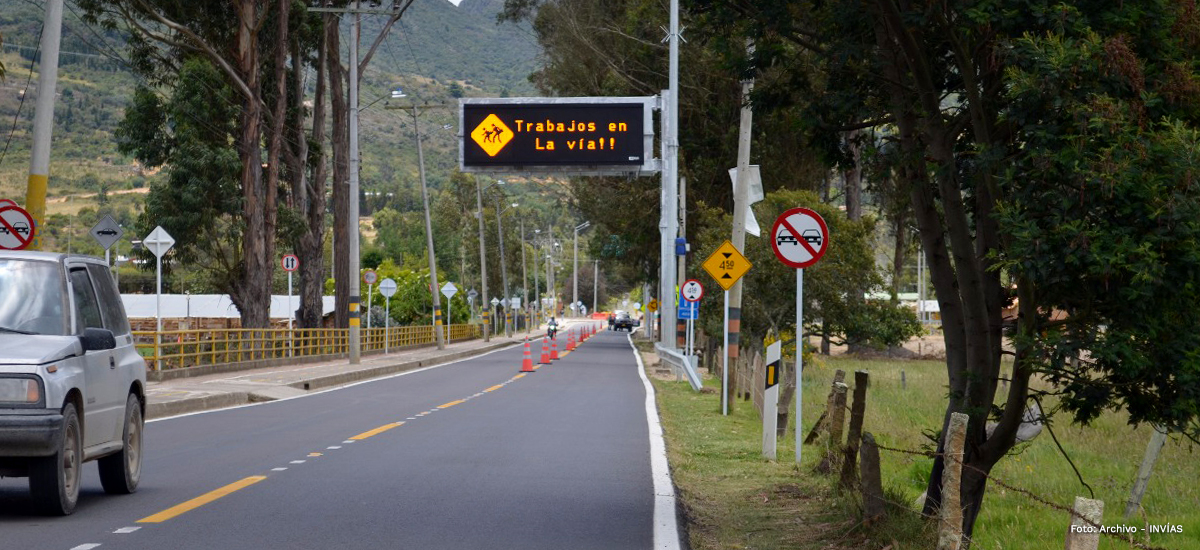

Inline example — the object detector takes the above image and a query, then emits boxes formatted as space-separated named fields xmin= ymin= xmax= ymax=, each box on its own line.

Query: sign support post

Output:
xmin=702 ymin=243 xmax=750 ymax=417
xmin=769 ymin=207 xmax=829 ymax=464
xmin=143 ymin=227 xmax=175 ymax=372
xmin=379 ymin=278 xmax=397 ymax=353
xmin=795 ymin=268 xmax=803 ymax=464
xmin=722 ymin=290 xmax=729 ymax=416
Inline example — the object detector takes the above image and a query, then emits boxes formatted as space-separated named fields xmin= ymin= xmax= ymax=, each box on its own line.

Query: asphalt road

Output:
xmin=0 ymin=329 xmax=677 ymax=550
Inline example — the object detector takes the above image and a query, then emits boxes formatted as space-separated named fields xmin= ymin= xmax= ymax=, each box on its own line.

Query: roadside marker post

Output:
xmin=763 ymin=340 xmax=781 ymax=459
xmin=703 ymin=241 xmax=751 ymax=416
xmin=770 ymin=207 xmax=829 ymax=464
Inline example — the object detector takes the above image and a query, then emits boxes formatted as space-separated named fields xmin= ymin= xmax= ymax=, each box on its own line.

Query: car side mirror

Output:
xmin=80 ymin=327 xmax=117 ymax=351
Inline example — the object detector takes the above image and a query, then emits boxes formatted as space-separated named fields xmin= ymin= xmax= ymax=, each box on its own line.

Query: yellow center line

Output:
xmin=438 ymin=399 xmax=466 ymax=409
xmin=307 ymin=452 xmax=323 ymax=457
xmin=349 ymin=421 xmax=405 ymax=441
xmin=138 ymin=476 xmax=267 ymax=524
xmin=484 ymin=384 xmax=504 ymax=392
xmin=513 ymin=373 xmax=527 ymax=380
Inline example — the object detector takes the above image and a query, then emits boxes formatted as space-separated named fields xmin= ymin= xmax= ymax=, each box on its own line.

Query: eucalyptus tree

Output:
xmin=80 ymin=0 xmax=294 ymax=327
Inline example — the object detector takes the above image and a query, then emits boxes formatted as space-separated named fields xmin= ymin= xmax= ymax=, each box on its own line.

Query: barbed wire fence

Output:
xmin=803 ymin=369 xmax=1173 ymax=550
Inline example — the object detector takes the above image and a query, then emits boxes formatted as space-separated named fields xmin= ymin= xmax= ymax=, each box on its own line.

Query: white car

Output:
xmin=0 ymin=251 xmax=146 ymax=515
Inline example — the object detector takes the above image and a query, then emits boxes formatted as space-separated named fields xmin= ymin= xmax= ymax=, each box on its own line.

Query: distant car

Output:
xmin=0 ymin=251 xmax=146 ymax=515
xmin=95 ymin=228 xmax=119 ymax=237
xmin=613 ymin=313 xmax=635 ymax=331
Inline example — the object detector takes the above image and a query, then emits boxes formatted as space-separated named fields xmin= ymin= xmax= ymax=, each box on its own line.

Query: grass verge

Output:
xmin=649 ymin=349 xmax=1199 ymax=550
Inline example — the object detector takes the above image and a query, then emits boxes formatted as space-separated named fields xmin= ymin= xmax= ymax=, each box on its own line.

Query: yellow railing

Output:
xmin=134 ymin=324 xmax=483 ymax=371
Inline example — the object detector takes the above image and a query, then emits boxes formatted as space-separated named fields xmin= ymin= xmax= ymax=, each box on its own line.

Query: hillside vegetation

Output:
xmin=0 ymin=0 xmax=540 ymax=210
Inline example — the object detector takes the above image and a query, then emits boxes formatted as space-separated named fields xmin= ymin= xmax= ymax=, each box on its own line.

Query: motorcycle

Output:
xmin=547 ymin=325 xmax=558 ymax=339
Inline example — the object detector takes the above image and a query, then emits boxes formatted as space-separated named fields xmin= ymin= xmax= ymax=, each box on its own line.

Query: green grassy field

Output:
xmin=650 ymin=351 xmax=1199 ymax=550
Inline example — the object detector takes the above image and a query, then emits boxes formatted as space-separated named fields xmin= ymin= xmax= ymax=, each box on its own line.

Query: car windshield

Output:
xmin=0 ymin=259 xmax=67 ymax=336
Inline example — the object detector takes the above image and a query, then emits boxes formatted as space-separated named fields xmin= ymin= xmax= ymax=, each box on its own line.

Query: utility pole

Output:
xmin=309 ymin=0 xmax=407 ymax=361
xmin=348 ymin=3 xmax=362 ymax=363
xmin=412 ymin=104 xmax=444 ymax=349
xmin=475 ymin=180 xmax=491 ymax=342
xmin=533 ymin=229 xmax=542 ymax=319
xmin=24 ymin=0 xmax=64 ymax=250
xmin=728 ymin=41 xmax=757 ymax=412
xmin=593 ymin=259 xmax=599 ymax=314
xmin=520 ymin=219 xmax=529 ymax=333
xmin=573 ymin=221 xmax=590 ymax=318
xmin=496 ymin=197 xmax=513 ymax=337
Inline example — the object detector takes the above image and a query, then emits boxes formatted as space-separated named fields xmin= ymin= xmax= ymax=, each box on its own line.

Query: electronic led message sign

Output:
xmin=459 ymin=97 xmax=658 ymax=175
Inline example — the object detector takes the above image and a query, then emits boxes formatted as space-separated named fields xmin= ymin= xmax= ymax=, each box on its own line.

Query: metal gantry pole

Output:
xmin=658 ymin=0 xmax=681 ymax=348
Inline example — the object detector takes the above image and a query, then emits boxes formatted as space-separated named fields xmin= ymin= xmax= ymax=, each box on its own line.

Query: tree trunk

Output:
xmin=890 ymin=192 xmax=907 ymax=302
xmin=844 ymin=130 xmax=863 ymax=221
xmin=229 ymin=0 xmax=270 ymax=329
xmin=298 ymin=15 xmax=331 ymax=329
xmin=328 ymin=21 xmax=350 ymax=328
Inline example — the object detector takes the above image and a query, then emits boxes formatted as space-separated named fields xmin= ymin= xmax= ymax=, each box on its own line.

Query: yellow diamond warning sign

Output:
xmin=470 ymin=114 xmax=514 ymax=157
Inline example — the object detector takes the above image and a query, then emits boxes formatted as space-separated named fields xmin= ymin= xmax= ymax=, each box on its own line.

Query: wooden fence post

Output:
xmin=840 ymin=371 xmax=869 ymax=487
xmin=817 ymin=382 xmax=849 ymax=474
xmin=804 ymin=369 xmax=847 ymax=444
xmin=1065 ymin=497 xmax=1104 ymax=550
xmin=860 ymin=432 xmax=886 ymax=523
xmin=937 ymin=412 xmax=969 ymax=550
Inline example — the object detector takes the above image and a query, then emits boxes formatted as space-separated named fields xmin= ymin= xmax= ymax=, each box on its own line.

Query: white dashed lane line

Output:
xmin=113 ymin=527 xmax=141 ymax=534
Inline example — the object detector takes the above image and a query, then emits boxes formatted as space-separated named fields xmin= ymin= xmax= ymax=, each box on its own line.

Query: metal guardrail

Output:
xmin=133 ymin=324 xmax=483 ymax=371
xmin=655 ymin=343 xmax=702 ymax=391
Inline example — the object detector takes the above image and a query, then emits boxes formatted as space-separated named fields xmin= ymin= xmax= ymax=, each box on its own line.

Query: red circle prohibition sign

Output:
xmin=0 ymin=204 xmax=37 ymax=251
xmin=771 ymin=207 xmax=829 ymax=269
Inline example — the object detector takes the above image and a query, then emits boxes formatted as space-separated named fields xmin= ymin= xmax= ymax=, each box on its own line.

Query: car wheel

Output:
xmin=99 ymin=393 xmax=143 ymax=495
xmin=30 ymin=403 xmax=82 ymax=516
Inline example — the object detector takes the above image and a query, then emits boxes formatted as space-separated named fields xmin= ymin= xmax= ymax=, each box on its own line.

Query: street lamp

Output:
xmin=573 ymin=221 xmax=590 ymax=318
xmin=475 ymin=179 xmax=505 ymax=341
xmin=497 ymin=200 xmax=518 ymax=336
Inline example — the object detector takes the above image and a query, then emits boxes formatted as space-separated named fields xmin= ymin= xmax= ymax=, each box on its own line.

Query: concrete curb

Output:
xmin=145 ymin=341 xmax=519 ymax=420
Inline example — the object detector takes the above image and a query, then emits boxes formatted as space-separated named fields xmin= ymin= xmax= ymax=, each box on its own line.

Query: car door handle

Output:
xmin=110 ymin=356 xmax=116 ymax=369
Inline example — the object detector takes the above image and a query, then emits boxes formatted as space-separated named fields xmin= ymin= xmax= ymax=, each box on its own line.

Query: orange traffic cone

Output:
xmin=567 ymin=330 xmax=576 ymax=351
xmin=521 ymin=337 xmax=535 ymax=372
xmin=539 ymin=337 xmax=551 ymax=364
xmin=550 ymin=336 xmax=560 ymax=360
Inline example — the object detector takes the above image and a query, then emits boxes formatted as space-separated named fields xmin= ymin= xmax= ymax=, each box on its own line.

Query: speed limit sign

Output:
xmin=281 ymin=254 xmax=300 ymax=272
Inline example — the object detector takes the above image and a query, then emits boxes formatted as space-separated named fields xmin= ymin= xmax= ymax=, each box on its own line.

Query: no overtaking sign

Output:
xmin=771 ymin=207 xmax=829 ymax=269
xmin=0 ymin=204 xmax=36 ymax=251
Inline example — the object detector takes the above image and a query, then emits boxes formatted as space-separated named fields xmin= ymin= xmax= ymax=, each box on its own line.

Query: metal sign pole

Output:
xmin=722 ymin=289 xmax=729 ymax=416
xmin=155 ymin=253 xmax=162 ymax=371
xmin=796 ymin=268 xmax=804 ymax=464
xmin=367 ymin=283 xmax=373 ymax=331
xmin=385 ymin=298 xmax=391 ymax=353
xmin=288 ymin=270 xmax=294 ymax=357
